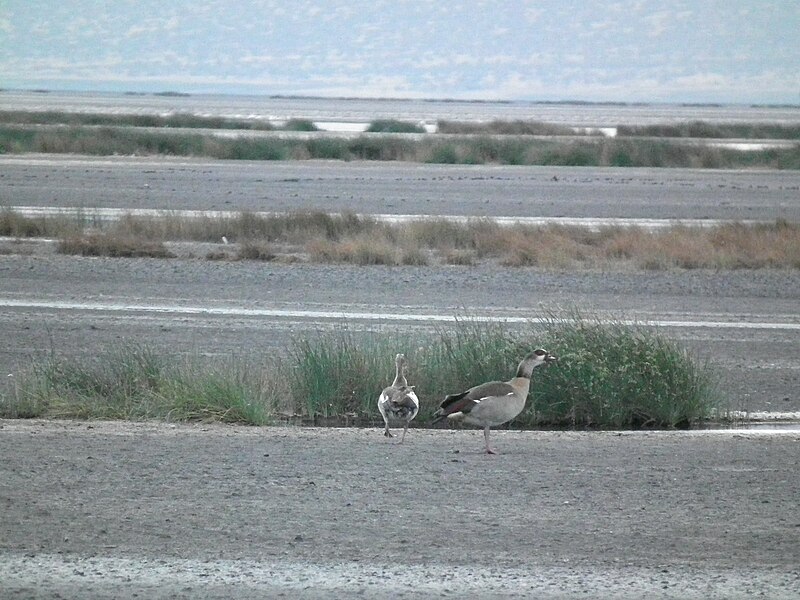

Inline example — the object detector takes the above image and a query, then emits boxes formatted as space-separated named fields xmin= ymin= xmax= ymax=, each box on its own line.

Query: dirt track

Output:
xmin=1 ymin=419 xmax=798 ymax=598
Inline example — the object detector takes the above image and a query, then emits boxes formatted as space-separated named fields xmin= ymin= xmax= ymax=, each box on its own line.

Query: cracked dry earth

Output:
xmin=1 ymin=419 xmax=799 ymax=598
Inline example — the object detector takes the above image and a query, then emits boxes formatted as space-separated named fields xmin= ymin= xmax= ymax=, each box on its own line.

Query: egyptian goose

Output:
xmin=377 ymin=353 xmax=420 ymax=443
xmin=431 ymin=349 xmax=556 ymax=454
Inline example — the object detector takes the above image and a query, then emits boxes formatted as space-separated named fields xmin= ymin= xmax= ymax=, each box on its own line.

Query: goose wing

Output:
xmin=388 ymin=386 xmax=419 ymax=410
xmin=379 ymin=385 xmax=419 ymax=419
xmin=435 ymin=381 xmax=515 ymax=418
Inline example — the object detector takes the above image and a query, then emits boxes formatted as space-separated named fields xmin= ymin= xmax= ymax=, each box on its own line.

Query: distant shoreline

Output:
xmin=2 ymin=88 xmax=798 ymax=110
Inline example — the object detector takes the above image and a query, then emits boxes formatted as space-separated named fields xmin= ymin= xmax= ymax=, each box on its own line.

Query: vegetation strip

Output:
xmin=0 ymin=313 xmax=718 ymax=429
xmin=3 ymin=111 xmax=800 ymax=139
xmin=1 ymin=121 xmax=798 ymax=168
xmin=2 ymin=208 xmax=798 ymax=269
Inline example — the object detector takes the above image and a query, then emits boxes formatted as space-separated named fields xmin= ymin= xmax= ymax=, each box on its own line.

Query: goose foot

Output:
xmin=384 ymin=430 xmax=394 ymax=438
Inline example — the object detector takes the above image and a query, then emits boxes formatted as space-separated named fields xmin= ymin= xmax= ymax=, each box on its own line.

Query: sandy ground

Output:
xmin=1 ymin=419 xmax=799 ymax=598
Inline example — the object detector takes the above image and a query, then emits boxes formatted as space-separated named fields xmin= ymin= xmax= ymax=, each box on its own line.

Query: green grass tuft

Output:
xmin=365 ymin=119 xmax=425 ymax=133
xmin=527 ymin=312 xmax=718 ymax=428
xmin=3 ymin=345 xmax=275 ymax=424
xmin=437 ymin=119 xmax=577 ymax=136
xmin=282 ymin=118 xmax=318 ymax=131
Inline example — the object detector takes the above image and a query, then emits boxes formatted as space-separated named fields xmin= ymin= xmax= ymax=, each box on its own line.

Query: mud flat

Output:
xmin=3 ymin=155 xmax=800 ymax=221
xmin=1 ymin=420 xmax=798 ymax=598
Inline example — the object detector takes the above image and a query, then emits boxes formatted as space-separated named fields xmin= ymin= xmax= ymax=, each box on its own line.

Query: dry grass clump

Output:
xmin=305 ymin=226 xmax=432 ymax=266
xmin=1 ymin=208 xmax=49 ymax=237
xmin=307 ymin=234 xmax=399 ymax=265
xmin=444 ymin=249 xmax=476 ymax=266
xmin=3 ymin=207 xmax=799 ymax=270
xmin=599 ymin=221 xmax=800 ymax=270
xmin=500 ymin=226 xmax=588 ymax=268
xmin=236 ymin=241 xmax=276 ymax=261
xmin=103 ymin=211 xmax=372 ymax=245
xmin=57 ymin=234 xmax=175 ymax=258
xmin=405 ymin=218 xmax=491 ymax=250
xmin=403 ymin=218 xmax=512 ymax=258
xmin=707 ymin=221 xmax=800 ymax=268
xmin=1 ymin=207 xmax=93 ymax=239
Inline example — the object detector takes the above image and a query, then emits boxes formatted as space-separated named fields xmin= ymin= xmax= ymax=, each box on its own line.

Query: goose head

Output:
xmin=516 ymin=349 xmax=557 ymax=378
xmin=395 ymin=353 xmax=409 ymax=374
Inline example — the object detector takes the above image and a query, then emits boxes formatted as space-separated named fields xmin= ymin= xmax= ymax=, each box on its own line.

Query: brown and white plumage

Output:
xmin=431 ymin=349 xmax=556 ymax=454
xmin=377 ymin=353 xmax=419 ymax=443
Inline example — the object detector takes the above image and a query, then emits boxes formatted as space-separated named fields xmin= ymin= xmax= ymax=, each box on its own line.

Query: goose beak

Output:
xmin=544 ymin=352 xmax=557 ymax=364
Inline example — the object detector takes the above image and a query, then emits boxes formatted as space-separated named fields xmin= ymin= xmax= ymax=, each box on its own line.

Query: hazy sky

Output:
xmin=2 ymin=1 xmax=798 ymax=103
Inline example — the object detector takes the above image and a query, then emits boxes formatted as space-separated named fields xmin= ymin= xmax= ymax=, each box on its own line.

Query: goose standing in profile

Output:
xmin=377 ymin=353 xmax=420 ymax=443
xmin=431 ymin=349 xmax=557 ymax=454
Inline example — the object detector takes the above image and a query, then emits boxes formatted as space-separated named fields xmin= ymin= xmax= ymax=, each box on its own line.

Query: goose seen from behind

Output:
xmin=432 ymin=349 xmax=557 ymax=454
xmin=377 ymin=353 xmax=420 ymax=443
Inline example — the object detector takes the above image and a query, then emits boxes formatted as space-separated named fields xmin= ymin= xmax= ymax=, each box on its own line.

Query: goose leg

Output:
xmin=400 ymin=421 xmax=409 ymax=444
xmin=484 ymin=426 xmax=497 ymax=454
xmin=383 ymin=419 xmax=393 ymax=437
